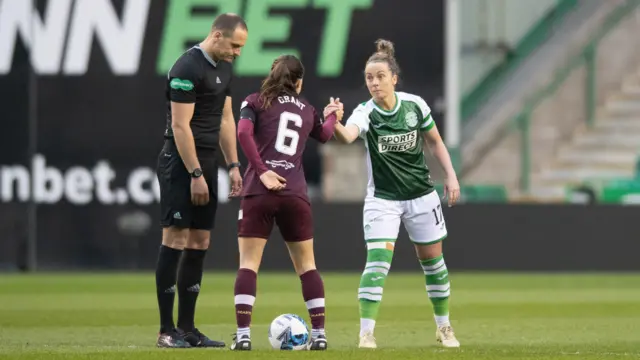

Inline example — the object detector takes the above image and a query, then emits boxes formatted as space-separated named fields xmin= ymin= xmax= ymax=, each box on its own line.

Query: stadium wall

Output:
xmin=2 ymin=203 xmax=640 ymax=272
xmin=1 ymin=0 xmax=639 ymax=273
xmin=0 ymin=0 xmax=444 ymax=270
xmin=0 ymin=0 xmax=444 ymax=205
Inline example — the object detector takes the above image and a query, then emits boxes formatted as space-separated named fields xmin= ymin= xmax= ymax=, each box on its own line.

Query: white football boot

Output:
xmin=436 ymin=325 xmax=460 ymax=348
xmin=358 ymin=331 xmax=377 ymax=349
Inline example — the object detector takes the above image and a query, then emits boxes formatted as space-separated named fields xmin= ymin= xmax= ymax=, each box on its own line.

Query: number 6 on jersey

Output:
xmin=275 ymin=111 xmax=302 ymax=156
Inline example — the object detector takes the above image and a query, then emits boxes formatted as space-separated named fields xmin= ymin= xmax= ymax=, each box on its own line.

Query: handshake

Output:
xmin=323 ymin=97 xmax=344 ymax=122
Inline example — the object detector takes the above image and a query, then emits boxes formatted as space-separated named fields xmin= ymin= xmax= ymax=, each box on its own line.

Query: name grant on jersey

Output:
xmin=377 ymin=130 xmax=417 ymax=153
xmin=277 ymin=95 xmax=306 ymax=110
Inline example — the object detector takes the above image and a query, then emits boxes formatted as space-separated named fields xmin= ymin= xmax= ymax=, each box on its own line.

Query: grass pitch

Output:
xmin=1 ymin=272 xmax=639 ymax=359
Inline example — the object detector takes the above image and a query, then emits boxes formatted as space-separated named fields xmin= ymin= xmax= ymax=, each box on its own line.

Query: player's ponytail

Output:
xmin=366 ymin=39 xmax=401 ymax=77
xmin=259 ymin=55 xmax=305 ymax=109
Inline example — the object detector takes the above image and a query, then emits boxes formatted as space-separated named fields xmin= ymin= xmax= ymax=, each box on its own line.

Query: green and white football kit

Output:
xmin=347 ymin=92 xmax=458 ymax=348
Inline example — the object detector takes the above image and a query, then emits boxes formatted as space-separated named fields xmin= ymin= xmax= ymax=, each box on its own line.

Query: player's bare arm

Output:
xmin=333 ymin=123 xmax=360 ymax=144
xmin=171 ymin=101 xmax=209 ymax=206
xmin=325 ymin=98 xmax=362 ymax=144
xmin=422 ymin=126 xmax=460 ymax=206
xmin=220 ymin=96 xmax=243 ymax=196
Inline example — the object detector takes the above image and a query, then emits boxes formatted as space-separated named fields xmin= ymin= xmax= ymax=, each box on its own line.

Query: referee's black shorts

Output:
xmin=156 ymin=140 xmax=218 ymax=230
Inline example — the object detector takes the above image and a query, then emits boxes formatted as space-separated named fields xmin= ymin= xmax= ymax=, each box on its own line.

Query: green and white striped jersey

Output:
xmin=346 ymin=92 xmax=436 ymax=201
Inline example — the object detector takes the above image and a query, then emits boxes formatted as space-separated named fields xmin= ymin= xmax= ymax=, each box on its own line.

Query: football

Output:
xmin=268 ymin=313 xmax=310 ymax=350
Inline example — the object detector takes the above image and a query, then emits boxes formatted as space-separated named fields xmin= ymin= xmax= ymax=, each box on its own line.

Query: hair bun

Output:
xmin=375 ymin=39 xmax=395 ymax=57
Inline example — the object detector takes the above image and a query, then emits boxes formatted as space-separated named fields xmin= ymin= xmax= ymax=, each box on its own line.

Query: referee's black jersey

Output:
xmin=164 ymin=46 xmax=233 ymax=154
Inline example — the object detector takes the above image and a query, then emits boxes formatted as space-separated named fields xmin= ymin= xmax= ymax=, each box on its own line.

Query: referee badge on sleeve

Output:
xmin=170 ymin=78 xmax=194 ymax=91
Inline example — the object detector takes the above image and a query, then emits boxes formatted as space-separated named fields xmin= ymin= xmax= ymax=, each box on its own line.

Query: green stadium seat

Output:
xmin=600 ymin=178 xmax=640 ymax=204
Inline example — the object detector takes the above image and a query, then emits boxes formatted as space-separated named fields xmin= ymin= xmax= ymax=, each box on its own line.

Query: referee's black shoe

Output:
xmin=177 ymin=327 xmax=226 ymax=348
xmin=156 ymin=329 xmax=191 ymax=348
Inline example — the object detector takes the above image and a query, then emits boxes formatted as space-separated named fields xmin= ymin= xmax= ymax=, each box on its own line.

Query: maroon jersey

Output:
xmin=239 ymin=92 xmax=326 ymax=199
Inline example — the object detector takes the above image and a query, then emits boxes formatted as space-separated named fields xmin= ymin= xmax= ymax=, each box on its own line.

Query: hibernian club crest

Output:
xmin=405 ymin=111 xmax=418 ymax=128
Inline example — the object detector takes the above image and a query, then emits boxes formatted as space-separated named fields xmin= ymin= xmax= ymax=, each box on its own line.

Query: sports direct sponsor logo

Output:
xmin=377 ymin=130 xmax=417 ymax=153
xmin=0 ymin=155 xmax=231 ymax=205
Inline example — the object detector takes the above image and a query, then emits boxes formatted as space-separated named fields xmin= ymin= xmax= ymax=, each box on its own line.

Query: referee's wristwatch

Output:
xmin=190 ymin=168 xmax=203 ymax=178
xmin=227 ymin=162 xmax=241 ymax=171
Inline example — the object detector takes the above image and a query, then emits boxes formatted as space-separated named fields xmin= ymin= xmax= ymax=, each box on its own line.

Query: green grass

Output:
xmin=1 ymin=272 xmax=639 ymax=359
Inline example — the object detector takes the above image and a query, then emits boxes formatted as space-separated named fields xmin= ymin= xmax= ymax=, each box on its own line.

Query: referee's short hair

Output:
xmin=212 ymin=13 xmax=248 ymax=36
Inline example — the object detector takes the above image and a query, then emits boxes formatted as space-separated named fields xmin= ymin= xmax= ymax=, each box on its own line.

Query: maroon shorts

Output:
xmin=238 ymin=193 xmax=313 ymax=242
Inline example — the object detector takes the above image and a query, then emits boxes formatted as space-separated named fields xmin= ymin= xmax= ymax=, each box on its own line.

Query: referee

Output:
xmin=154 ymin=13 xmax=247 ymax=348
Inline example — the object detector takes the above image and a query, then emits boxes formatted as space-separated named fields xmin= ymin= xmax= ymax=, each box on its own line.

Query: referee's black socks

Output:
xmin=177 ymin=248 xmax=207 ymax=331
xmin=155 ymin=245 xmax=182 ymax=334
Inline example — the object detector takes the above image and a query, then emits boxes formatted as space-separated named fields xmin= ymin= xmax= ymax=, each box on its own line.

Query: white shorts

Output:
xmin=362 ymin=190 xmax=447 ymax=244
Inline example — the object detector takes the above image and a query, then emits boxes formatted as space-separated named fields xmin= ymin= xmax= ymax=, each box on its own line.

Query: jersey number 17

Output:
xmin=275 ymin=111 xmax=302 ymax=156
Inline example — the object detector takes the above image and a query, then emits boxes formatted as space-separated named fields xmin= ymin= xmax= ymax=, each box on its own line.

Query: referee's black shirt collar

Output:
xmin=194 ymin=46 xmax=217 ymax=68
